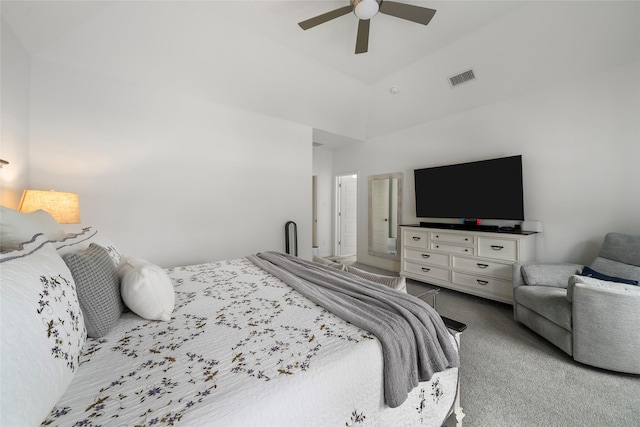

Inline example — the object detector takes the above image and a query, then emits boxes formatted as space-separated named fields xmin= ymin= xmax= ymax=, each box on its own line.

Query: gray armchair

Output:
xmin=513 ymin=233 xmax=640 ymax=374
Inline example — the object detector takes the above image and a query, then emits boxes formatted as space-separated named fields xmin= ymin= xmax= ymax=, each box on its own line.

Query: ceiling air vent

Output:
xmin=448 ymin=69 xmax=476 ymax=88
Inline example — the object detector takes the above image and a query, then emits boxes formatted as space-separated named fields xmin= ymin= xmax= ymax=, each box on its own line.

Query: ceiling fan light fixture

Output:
xmin=352 ymin=0 xmax=379 ymax=20
xmin=298 ymin=0 xmax=436 ymax=54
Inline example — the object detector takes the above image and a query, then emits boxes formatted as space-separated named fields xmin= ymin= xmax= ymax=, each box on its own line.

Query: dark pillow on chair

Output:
xmin=580 ymin=266 xmax=638 ymax=286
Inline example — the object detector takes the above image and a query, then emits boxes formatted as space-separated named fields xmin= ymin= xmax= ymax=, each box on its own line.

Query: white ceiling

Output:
xmin=2 ymin=1 xmax=527 ymax=83
xmin=2 ymin=1 xmax=639 ymax=145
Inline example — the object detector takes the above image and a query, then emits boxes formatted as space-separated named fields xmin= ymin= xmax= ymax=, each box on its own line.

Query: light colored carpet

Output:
xmin=353 ymin=263 xmax=640 ymax=427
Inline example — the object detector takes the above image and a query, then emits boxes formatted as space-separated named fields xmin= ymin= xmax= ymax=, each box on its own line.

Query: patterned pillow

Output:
xmin=118 ymin=256 xmax=175 ymax=321
xmin=62 ymin=243 xmax=124 ymax=338
xmin=56 ymin=227 xmax=121 ymax=266
xmin=0 ymin=233 xmax=86 ymax=427
xmin=0 ymin=206 xmax=66 ymax=252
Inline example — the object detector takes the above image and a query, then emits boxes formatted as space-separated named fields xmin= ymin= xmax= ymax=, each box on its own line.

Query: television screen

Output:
xmin=414 ymin=155 xmax=524 ymax=221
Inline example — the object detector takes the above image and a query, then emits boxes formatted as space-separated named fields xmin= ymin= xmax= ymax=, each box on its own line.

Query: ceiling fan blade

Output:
xmin=355 ymin=19 xmax=370 ymax=54
xmin=298 ymin=5 xmax=353 ymax=30
xmin=379 ymin=1 xmax=436 ymax=26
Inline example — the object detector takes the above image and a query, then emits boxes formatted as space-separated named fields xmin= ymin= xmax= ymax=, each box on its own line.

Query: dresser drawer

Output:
xmin=404 ymin=261 xmax=450 ymax=282
xmin=477 ymin=237 xmax=518 ymax=261
xmin=452 ymin=271 xmax=512 ymax=300
xmin=404 ymin=249 xmax=450 ymax=267
xmin=403 ymin=229 xmax=429 ymax=249
xmin=452 ymin=256 xmax=512 ymax=280
xmin=431 ymin=242 xmax=475 ymax=256
xmin=431 ymin=232 xmax=475 ymax=245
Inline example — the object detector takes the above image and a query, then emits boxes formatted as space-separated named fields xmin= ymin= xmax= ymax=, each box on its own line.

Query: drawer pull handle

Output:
xmin=435 ymin=245 xmax=439 ymax=248
xmin=421 ymin=267 xmax=431 ymax=273
xmin=464 ymin=238 xmax=469 ymax=241
xmin=413 ymin=236 xmax=421 ymax=241
xmin=477 ymin=263 xmax=489 ymax=269
xmin=464 ymin=249 xmax=469 ymax=252
xmin=421 ymin=254 xmax=430 ymax=258
xmin=477 ymin=280 xmax=489 ymax=286
xmin=435 ymin=235 xmax=439 ymax=238
xmin=491 ymin=245 xmax=504 ymax=251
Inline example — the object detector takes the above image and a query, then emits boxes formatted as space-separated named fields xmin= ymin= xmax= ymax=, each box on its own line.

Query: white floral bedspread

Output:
xmin=42 ymin=258 xmax=458 ymax=427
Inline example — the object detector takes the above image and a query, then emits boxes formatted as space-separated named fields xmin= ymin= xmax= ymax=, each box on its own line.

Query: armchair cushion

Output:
xmin=514 ymin=285 xmax=572 ymax=330
xmin=599 ymin=232 xmax=640 ymax=267
xmin=521 ymin=263 xmax=582 ymax=288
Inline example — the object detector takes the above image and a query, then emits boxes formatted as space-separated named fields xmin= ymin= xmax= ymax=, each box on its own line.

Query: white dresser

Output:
xmin=400 ymin=225 xmax=537 ymax=304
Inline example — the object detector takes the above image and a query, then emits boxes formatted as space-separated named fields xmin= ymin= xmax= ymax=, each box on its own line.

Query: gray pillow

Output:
xmin=62 ymin=243 xmax=123 ymax=338
xmin=346 ymin=265 xmax=407 ymax=293
xmin=521 ymin=263 xmax=583 ymax=288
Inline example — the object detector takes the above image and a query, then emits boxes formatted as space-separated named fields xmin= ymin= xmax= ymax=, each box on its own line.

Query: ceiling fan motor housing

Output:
xmin=352 ymin=0 xmax=381 ymax=20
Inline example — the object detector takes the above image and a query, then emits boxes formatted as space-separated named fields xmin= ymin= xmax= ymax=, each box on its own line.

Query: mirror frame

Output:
xmin=368 ymin=172 xmax=403 ymax=260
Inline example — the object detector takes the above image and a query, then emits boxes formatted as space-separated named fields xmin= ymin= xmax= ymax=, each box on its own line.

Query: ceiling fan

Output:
xmin=298 ymin=0 xmax=436 ymax=54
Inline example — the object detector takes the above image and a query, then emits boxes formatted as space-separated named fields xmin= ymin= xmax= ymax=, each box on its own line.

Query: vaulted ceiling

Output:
xmin=2 ymin=1 xmax=639 ymax=145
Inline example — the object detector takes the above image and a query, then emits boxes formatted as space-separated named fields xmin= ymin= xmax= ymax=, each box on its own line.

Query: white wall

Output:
xmin=0 ymin=19 xmax=30 ymax=208
xmin=335 ymin=61 xmax=640 ymax=270
xmin=28 ymin=58 xmax=313 ymax=267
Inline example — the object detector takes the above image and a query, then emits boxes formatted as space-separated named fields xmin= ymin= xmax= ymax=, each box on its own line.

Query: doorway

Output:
xmin=312 ymin=175 xmax=318 ymax=253
xmin=335 ymin=174 xmax=357 ymax=256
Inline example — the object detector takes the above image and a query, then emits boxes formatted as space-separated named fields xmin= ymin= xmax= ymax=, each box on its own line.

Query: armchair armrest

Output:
xmin=567 ymin=275 xmax=640 ymax=302
xmin=513 ymin=262 xmax=583 ymax=289
xmin=569 ymin=275 xmax=640 ymax=374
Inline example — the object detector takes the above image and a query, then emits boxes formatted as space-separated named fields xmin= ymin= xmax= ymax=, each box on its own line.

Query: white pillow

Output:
xmin=56 ymin=227 xmax=121 ymax=266
xmin=118 ymin=256 xmax=175 ymax=321
xmin=0 ymin=233 xmax=86 ymax=426
xmin=0 ymin=205 xmax=65 ymax=251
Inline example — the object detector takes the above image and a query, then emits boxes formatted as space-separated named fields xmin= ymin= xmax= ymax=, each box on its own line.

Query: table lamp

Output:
xmin=19 ymin=189 xmax=80 ymax=224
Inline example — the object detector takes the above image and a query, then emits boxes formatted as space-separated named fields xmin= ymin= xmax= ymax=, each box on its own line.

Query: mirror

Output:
xmin=368 ymin=173 xmax=402 ymax=260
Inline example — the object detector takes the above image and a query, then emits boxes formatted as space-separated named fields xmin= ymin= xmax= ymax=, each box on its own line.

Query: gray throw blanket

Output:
xmin=247 ymin=251 xmax=460 ymax=408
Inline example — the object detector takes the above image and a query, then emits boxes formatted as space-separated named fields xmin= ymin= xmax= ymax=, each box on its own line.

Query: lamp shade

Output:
xmin=19 ymin=190 xmax=81 ymax=224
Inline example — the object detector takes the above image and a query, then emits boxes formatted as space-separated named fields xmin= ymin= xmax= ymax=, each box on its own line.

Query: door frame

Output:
xmin=334 ymin=172 xmax=358 ymax=257
xmin=312 ymin=175 xmax=318 ymax=249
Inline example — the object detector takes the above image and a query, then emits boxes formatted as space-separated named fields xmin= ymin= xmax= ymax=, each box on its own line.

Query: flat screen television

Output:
xmin=414 ymin=155 xmax=524 ymax=221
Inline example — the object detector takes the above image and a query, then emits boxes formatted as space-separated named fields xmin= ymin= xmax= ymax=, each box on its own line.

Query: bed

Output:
xmin=0 ymin=216 xmax=463 ymax=427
